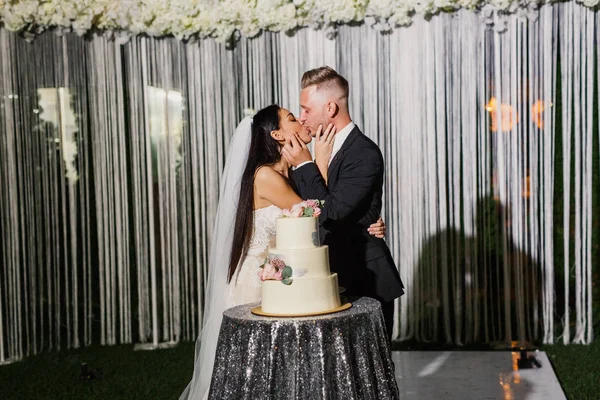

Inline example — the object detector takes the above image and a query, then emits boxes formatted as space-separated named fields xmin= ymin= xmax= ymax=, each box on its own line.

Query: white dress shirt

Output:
xmin=328 ymin=121 xmax=355 ymax=166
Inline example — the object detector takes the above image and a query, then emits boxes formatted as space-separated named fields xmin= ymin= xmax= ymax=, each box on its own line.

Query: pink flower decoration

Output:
xmin=306 ymin=199 xmax=321 ymax=209
xmin=271 ymin=257 xmax=286 ymax=270
xmin=290 ymin=203 xmax=304 ymax=217
xmin=273 ymin=270 xmax=283 ymax=281
xmin=259 ymin=262 xmax=276 ymax=281
xmin=280 ymin=199 xmax=324 ymax=218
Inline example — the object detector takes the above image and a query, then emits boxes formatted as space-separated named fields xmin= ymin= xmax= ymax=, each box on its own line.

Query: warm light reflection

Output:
xmin=498 ymin=371 xmax=514 ymax=400
xmin=491 ymin=171 xmax=500 ymax=201
xmin=511 ymin=351 xmax=521 ymax=384
xmin=522 ymin=175 xmax=531 ymax=198
xmin=487 ymin=97 xmax=518 ymax=132
xmin=498 ymin=352 xmax=522 ymax=400
xmin=531 ymin=99 xmax=546 ymax=129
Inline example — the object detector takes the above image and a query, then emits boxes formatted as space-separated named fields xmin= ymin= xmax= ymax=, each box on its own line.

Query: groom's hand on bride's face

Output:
xmin=282 ymin=133 xmax=312 ymax=167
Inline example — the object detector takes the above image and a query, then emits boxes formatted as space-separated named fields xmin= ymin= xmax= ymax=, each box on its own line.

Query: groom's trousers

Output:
xmin=381 ymin=300 xmax=394 ymax=341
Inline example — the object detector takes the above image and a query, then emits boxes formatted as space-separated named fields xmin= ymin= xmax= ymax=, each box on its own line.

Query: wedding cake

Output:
xmin=258 ymin=201 xmax=342 ymax=315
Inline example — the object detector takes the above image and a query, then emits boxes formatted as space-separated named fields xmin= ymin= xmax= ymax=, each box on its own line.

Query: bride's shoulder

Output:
xmin=254 ymin=165 xmax=283 ymax=181
xmin=254 ymin=165 xmax=288 ymax=190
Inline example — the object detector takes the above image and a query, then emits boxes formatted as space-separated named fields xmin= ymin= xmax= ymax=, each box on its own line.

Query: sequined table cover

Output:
xmin=209 ymin=297 xmax=399 ymax=399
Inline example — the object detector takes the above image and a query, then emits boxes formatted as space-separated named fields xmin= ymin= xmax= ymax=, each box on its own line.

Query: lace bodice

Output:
xmin=247 ymin=205 xmax=281 ymax=256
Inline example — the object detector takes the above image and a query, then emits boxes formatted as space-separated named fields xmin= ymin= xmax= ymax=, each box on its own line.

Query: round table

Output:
xmin=208 ymin=297 xmax=399 ymax=399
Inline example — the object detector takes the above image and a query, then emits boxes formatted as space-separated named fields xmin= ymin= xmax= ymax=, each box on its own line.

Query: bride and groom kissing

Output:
xmin=181 ymin=66 xmax=404 ymax=400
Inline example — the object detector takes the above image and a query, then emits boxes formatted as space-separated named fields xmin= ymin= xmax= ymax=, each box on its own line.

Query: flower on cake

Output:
xmin=281 ymin=199 xmax=324 ymax=218
xmin=270 ymin=257 xmax=286 ymax=269
xmin=258 ymin=256 xmax=293 ymax=285
xmin=258 ymin=260 xmax=277 ymax=280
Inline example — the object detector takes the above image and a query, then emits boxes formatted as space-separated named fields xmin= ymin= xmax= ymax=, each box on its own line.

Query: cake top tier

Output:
xmin=275 ymin=200 xmax=323 ymax=249
xmin=275 ymin=216 xmax=320 ymax=249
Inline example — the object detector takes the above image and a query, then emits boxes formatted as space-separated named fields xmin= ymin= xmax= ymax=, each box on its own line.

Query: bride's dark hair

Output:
xmin=228 ymin=104 xmax=283 ymax=283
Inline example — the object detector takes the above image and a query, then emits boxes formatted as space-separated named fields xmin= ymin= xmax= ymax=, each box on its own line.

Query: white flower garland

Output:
xmin=0 ymin=0 xmax=598 ymax=42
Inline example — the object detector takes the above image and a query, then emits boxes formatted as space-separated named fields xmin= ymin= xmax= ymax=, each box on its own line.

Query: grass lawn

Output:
xmin=0 ymin=340 xmax=597 ymax=399
xmin=0 ymin=343 xmax=196 ymax=400
xmin=541 ymin=342 xmax=600 ymax=400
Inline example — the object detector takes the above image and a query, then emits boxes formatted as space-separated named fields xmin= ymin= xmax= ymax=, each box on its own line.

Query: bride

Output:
xmin=180 ymin=105 xmax=386 ymax=400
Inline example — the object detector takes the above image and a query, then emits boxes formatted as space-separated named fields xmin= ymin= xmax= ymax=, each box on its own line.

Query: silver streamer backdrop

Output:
xmin=0 ymin=4 xmax=598 ymax=363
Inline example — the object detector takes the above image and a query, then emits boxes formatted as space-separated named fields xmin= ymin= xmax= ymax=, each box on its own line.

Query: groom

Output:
xmin=283 ymin=66 xmax=404 ymax=339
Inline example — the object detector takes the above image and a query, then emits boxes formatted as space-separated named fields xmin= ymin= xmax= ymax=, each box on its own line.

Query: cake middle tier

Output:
xmin=267 ymin=246 xmax=330 ymax=278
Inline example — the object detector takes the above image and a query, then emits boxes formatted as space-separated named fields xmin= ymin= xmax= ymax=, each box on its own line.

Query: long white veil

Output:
xmin=180 ymin=116 xmax=253 ymax=400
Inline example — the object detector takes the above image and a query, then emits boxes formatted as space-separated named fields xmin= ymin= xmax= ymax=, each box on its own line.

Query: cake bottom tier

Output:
xmin=261 ymin=273 xmax=341 ymax=315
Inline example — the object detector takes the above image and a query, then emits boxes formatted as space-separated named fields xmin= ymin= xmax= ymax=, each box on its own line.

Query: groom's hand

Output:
xmin=282 ymin=133 xmax=312 ymax=167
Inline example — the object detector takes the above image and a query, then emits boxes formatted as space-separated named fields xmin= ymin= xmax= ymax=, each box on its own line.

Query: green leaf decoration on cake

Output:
xmin=281 ymin=278 xmax=293 ymax=285
xmin=282 ymin=266 xmax=293 ymax=280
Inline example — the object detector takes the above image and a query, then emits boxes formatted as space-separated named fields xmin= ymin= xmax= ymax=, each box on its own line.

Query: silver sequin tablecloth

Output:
xmin=208 ymin=297 xmax=399 ymax=399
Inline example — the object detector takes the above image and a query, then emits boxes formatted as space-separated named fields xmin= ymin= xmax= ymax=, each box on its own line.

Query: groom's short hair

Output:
xmin=301 ymin=66 xmax=349 ymax=101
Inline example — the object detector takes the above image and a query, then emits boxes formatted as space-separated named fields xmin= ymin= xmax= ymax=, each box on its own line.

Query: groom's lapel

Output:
xmin=327 ymin=126 xmax=361 ymax=184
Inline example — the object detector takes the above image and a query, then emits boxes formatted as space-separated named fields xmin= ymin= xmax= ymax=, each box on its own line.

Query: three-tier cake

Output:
xmin=258 ymin=211 xmax=345 ymax=316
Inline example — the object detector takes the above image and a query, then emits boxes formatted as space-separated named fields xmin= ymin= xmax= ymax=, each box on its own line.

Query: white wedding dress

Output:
xmin=180 ymin=117 xmax=287 ymax=400
xmin=226 ymin=204 xmax=280 ymax=307
xmin=181 ymin=204 xmax=281 ymax=400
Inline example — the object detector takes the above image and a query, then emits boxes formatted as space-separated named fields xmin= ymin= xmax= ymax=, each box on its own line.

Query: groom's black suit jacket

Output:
xmin=291 ymin=126 xmax=404 ymax=303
